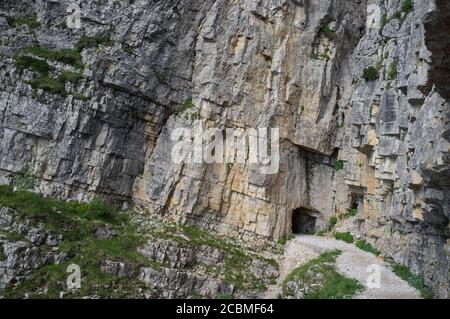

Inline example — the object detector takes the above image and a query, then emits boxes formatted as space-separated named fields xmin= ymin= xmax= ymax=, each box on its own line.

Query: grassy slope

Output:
xmin=282 ymin=249 xmax=363 ymax=299
xmin=0 ymin=185 xmax=150 ymax=298
xmin=0 ymin=186 xmax=279 ymax=298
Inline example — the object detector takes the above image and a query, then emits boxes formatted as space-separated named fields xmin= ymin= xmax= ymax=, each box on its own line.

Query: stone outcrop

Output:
xmin=0 ymin=0 xmax=448 ymax=297
xmin=0 ymin=207 xmax=67 ymax=293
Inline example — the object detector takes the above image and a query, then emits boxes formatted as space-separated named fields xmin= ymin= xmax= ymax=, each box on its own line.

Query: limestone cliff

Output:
xmin=0 ymin=0 xmax=448 ymax=297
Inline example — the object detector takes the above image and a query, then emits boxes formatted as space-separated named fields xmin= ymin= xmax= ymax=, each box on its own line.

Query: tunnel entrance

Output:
xmin=350 ymin=186 xmax=365 ymax=217
xmin=292 ymin=208 xmax=317 ymax=234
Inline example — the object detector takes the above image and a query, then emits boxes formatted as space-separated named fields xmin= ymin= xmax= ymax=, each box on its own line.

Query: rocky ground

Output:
xmin=0 ymin=0 xmax=448 ymax=299
xmin=263 ymin=234 xmax=423 ymax=299
xmin=263 ymin=212 xmax=436 ymax=299
xmin=0 ymin=185 xmax=436 ymax=299
xmin=0 ymin=185 xmax=281 ymax=299
xmin=291 ymin=235 xmax=421 ymax=299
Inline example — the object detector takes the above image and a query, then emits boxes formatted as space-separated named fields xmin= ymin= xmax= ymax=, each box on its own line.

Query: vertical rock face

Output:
xmin=0 ymin=0 xmax=448 ymax=297
xmin=334 ymin=0 xmax=450 ymax=298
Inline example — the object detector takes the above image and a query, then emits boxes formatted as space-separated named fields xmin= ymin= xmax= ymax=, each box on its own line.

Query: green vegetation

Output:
xmin=73 ymin=93 xmax=90 ymax=101
xmin=283 ymin=250 xmax=363 ymax=299
xmin=329 ymin=216 xmax=337 ymax=227
xmin=333 ymin=160 xmax=344 ymax=172
xmin=392 ymin=0 xmax=413 ymax=26
xmin=388 ymin=60 xmax=398 ymax=80
xmin=13 ymin=30 xmax=114 ymax=96
xmin=60 ymin=19 xmax=67 ymax=30
xmin=401 ymin=0 xmax=413 ymax=14
xmin=59 ymin=71 xmax=83 ymax=84
xmin=14 ymin=170 xmax=37 ymax=191
xmin=75 ymin=31 xmax=113 ymax=52
xmin=29 ymin=76 xmax=66 ymax=95
xmin=14 ymin=55 xmax=50 ymax=75
xmin=313 ymin=46 xmax=332 ymax=61
xmin=29 ymin=72 xmax=83 ymax=95
xmin=0 ymin=185 xmax=151 ymax=298
xmin=322 ymin=211 xmax=357 ymax=236
xmin=363 ymin=66 xmax=379 ymax=81
xmin=393 ymin=10 xmax=402 ymax=21
xmin=14 ymin=47 xmax=85 ymax=95
xmin=0 ymin=185 xmax=120 ymax=224
xmin=19 ymin=47 xmax=83 ymax=69
xmin=150 ymin=222 xmax=277 ymax=292
xmin=277 ymin=235 xmax=294 ymax=245
xmin=4 ymin=231 xmax=23 ymax=241
xmin=391 ymin=264 xmax=434 ymax=299
xmin=334 ymin=231 xmax=354 ymax=243
xmin=380 ymin=13 xmax=389 ymax=30
xmin=343 ymin=208 xmax=357 ymax=218
xmin=217 ymin=292 xmax=233 ymax=299
xmin=174 ymin=98 xmax=194 ymax=116
xmin=320 ymin=25 xmax=337 ymax=39
xmin=0 ymin=186 xmax=278 ymax=298
xmin=6 ymin=15 xmax=40 ymax=29
xmin=355 ymin=240 xmax=380 ymax=256
xmin=182 ymin=97 xmax=194 ymax=109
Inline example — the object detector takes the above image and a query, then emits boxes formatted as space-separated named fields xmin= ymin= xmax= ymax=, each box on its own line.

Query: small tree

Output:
xmin=363 ymin=67 xmax=379 ymax=81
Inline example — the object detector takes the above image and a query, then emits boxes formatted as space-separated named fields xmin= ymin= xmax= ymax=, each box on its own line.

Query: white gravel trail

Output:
xmin=263 ymin=235 xmax=422 ymax=299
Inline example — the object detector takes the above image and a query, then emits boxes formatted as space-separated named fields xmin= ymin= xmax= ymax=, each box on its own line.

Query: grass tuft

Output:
xmin=355 ymin=240 xmax=380 ymax=256
xmin=0 ymin=185 xmax=148 ymax=298
xmin=388 ymin=60 xmax=398 ymax=80
xmin=363 ymin=66 xmax=379 ymax=81
xmin=6 ymin=15 xmax=40 ymax=29
xmin=392 ymin=264 xmax=434 ymax=299
xmin=58 ymin=71 xmax=83 ymax=84
xmin=334 ymin=231 xmax=354 ymax=243
xmin=20 ymin=47 xmax=83 ymax=69
xmin=15 ymin=55 xmax=49 ymax=75
xmin=217 ymin=292 xmax=233 ymax=299
xmin=343 ymin=208 xmax=357 ymax=218
xmin=334 ymin=160 xmax=344 ymax=172
xmin=174 ymin=98 xmax=194 ymax=116
xmin=14 ymin=170 xmax=37 ymax=191
xmin=283 ymin=249 xmax=363 ymax=299
xmin=320 ymin=25 xmax=337 ymax=39
xmin=401 ymin=0 xmax=413 ymax=14
xmin=75 ymin=31 xmax=113 ymax=52
xmin=277 ymin=235 xmax=294 ymax=245
xmin=329 ymin=216 xmax=337 ymax=228
xmin=29 ymin=76 xmax=66 ymax=95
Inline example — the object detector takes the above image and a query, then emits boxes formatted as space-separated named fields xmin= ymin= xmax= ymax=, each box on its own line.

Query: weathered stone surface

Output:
xmin=0 ymin=207 xmax=65 ymax=293
xmin=0 ymin=207 xmax=14 ymax=228
xmin=139 ymin=239 xmax=197 ymax=269
xmin=100 ymin=260 xmax=134 ymax=278
xmin=95 ymin=225 xmax=116 ymax=240
xmin=45 ymin=233 xmax=63 ymax=247
xmin=139 ymin=266 xmax=220 ymax=299
xmin=0 ymin=0 xmax=448 ymax=297
xmin=26 ymin=228 xmax=46 ymax=246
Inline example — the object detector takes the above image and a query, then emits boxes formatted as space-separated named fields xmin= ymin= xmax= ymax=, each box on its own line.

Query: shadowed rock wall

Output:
xmin=0 ymin=0 xmax=448 ymax=297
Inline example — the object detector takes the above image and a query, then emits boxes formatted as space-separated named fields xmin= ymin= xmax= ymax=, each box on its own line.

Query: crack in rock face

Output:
xmin=0 ymin=0 xmax=448 ymax=298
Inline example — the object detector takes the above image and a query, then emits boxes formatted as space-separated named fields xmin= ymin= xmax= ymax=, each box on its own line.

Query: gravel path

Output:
xmin=264 ymin=236 xmax=318 ymax=298
xmin=263 ymin=235 xmax=422 ymax=299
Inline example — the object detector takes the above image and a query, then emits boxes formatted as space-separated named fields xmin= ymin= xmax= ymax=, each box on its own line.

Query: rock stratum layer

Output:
xmin=0 ymin=0 xmax=448 ymax=297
